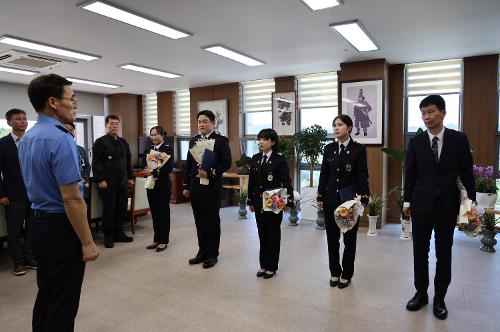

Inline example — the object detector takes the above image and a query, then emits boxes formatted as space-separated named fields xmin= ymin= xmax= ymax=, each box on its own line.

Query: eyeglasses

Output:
xmin=57 ymin=97 xmax=78 ymax=107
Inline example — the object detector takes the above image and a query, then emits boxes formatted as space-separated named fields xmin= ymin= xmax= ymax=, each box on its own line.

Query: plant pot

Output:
xmin=367 ymin=215 xmax=378 ymax=237
xmin=315 ymin=209 xmax=325 ymax=230
xmin=480 ymin=230 xmax=497 ymax=252
xmin=238 ymin=203 xmax=248 ymax=219
xmin=236 ymin=166 xmax=250 ymax=175
xmin=476 ymin=192 xmax=497 ymax=209
xmin=288 ymin=208 xmax=299 ymax=226
xmin=400 ymin=218 xmax=412 ymax=240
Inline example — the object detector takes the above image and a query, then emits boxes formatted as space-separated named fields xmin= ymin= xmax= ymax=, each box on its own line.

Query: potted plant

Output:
xmin=364 ymin=192 xmax=386 ymax=236
xmin=293 ymin=125 xmax=327 ymax=222
xmin=235 ymin=153 xmax=252 ymax=175
xmin=288 ymin=191 xmax=301 ymax=226
xmin=479 ymin=209 xmax=498 ymax=252
xmin=237 ymin=189 xmax=248 ymax=219
xmin=278 ymin=135 xmax=295 ymax=161
xmin=473 ymin=166 xmax=498 ymax=209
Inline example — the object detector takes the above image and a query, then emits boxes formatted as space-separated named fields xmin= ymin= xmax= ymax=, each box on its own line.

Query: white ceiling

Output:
xmin=0 ymin=0 xmax=499 ymax=95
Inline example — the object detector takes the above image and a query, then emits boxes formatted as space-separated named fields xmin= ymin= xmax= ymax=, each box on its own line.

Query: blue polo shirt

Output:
xmin=19 ymin=114 xmax=83 ymax=213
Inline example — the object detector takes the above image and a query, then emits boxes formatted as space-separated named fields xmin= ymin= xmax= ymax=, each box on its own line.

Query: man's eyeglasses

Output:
xmin=58 ymin=97 xmax=78 ymax=107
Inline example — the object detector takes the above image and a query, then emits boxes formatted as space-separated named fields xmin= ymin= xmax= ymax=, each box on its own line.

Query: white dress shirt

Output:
xmin=338 ymin=137 xmax=351 ymax=154
xmin=11 ymin=132 xmax=20 ymax=148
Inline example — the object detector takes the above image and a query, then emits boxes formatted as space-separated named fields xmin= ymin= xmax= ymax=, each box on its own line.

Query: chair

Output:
xmin=128 ymin=177 xmax=150 ymax=234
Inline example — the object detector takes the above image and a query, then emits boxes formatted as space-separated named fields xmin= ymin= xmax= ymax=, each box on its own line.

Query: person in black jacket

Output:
xmin=143 ymin=126 xmax=174 ymax=252
xmin=317 ymin=114 xmax=369 ymax=289
xmin=403 ymin=95 xmax=476 ymax=320
xmin=0 ymin=108 xmax=36 ymax=276
xmin=92 ymin=115 xmax=134 ymax=248
xmin=182 ymin=110 xmax=231 ymax=269
xmin=247 ymin=129 xmax=294 ymax=279
xmin=63 ymin=122 xmax=91 ymax=199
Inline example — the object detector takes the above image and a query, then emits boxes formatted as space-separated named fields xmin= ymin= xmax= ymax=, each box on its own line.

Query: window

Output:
xmin=174 ymin=89 xmax=191 ymax=161
xmin=142 ymin=93 xmax=158 ymax=136
xmin=241 ymin=79 xmax=274 ymax=155
xmin=405 ymin=59 xmax=462 ymax=133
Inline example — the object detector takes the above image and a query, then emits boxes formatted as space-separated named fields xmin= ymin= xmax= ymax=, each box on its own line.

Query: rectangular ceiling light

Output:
xmin=120 ymin=64 xmax=182 ymax=78
xmin=0 ymin=35 xmax=100 ymax=61
xmin=78 ymin=1 xmax=191 ymax=39
xmin=66 ymin=77 xmax=121 ymax=89
xmin=329 ymin=20 xmax=379 ymax=52
xmin=301 ymin=0 xmax=343 ymax=11
xmin=0 ymin=65 xmax=38 ymax=76
xmin=202 ymin=45 xmax=265 ymax=66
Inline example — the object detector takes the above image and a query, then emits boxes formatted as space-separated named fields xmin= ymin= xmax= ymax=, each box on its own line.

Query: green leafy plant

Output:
xmin=381 ymin=128 xmax=424 ymax=164
xmin=293 ymin=124 xmax=327 ymax=187
xmin=235 ymin=153 xmax=252 ymax=174
xmin=278 ymin=135 xmax=295 ymax=161
xmin=473 ymin=166 xmax=497 ymax=194
xmin=237 ymin=189 xmax=248 ymax=204
xmin=364 ymin=193 xmax=385 ymax=216
xmin=481 ymin=209 xmax=498 ymax=231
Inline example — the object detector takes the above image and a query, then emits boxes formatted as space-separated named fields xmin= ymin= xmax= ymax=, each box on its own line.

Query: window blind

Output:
xmin=406 ymin=59 xmax=462 ymax=96
xmin=174 ymin=89 xmax=191 ymax=136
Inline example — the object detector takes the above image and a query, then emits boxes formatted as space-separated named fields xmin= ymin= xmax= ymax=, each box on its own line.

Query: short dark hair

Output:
xmin=150 ymin=125 xmax=166 ymax=137
xmin=5 ymin=108 xmax=26 ymax=121
xmin=333 ymin=114 xmax=354 ymax=133
xmin=419 ymin=95 xmax=446 ymax=112
xmin=105 ymin=114 xmax=120 ymax=124
xmin=63 ymin=122 xmax=75 ymax=129
xmin=197 ymin=110 xmax=215 ymax=123
xmin=27 ymin=74 xmax=72 ymax=112
xmin=257 ymin=128 xmax=280 ymax=152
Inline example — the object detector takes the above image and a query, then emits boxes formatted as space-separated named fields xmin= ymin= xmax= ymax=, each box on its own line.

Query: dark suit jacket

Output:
xmin=183 ymin=132 xmax=232 ymax=196
xmin=0 ymin=134 xmax=29 ymax=201
xmin=142 ymin=142 xmax=175 ymax=186
xmin=404 ymin=128 xmax=476 ymax=215
xmin=317 ymin=140 xmax=370 ymax=208
xmin=247 ymin=151 xmax=294 ymax=209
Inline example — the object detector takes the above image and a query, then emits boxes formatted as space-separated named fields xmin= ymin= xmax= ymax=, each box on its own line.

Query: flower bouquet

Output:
xmin=334 ymin=196 xmax=364 ymax=233
xmin=189 ymin=139 xmax=215 ymax=185
xmin=144 ymin=150 xmax=170 ymax=189
xmin=262 ymin=188 xmax=288 ymax=214
xmin=457 ymin=205 xmax=482 ymax=237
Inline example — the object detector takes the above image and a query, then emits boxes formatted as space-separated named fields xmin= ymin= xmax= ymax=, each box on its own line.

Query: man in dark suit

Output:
xmin=403 ymin=95 xmax=476 ymax=320
xmin=0 ymin=108 xmax=36 ymax=276
xmin=182 ymin=110 xmax=231 ymax=269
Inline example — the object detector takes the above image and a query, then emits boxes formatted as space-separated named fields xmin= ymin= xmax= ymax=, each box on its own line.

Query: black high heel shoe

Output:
xmin=262 ymin=271 xmax=276 ymax=279
xmin=338 ymin=279 xmax=350 ymax=289
xmin=156 ymin=244 xmax=168 ymax=252
xmin=256 ymin=270 xmax=266 ymax=277
xmin=146 ymin=243 xmax=159 ymax=250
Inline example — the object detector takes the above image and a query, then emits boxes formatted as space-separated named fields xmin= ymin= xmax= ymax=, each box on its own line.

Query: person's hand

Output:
xmin=82 ymin=241 xmax=99 ymax=262
xmin=0 ymin=197 xmax=9 ymax=206
xmin=128 ymin=179 xmax=135 ymax=187
xmin=249 ymin=205 xmax=255 ymax=212
xmin=144 ymin=168 xmax=152 ymax=176
xmin=182 ymin=190 xmax=190 ymax=198
xmin=402 ymin=207 xmax=411 ymax=219
xmin=98 ymin=180 xmax=108 ymax=190
xmin=317 ymin=201 xmax=324 ymax=210
xmin=197 ymin=167 xmax=208 ymax=178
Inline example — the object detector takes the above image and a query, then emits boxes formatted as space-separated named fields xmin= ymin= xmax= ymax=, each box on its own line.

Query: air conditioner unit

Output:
xmin=0 ymin=49 xmax=76 ymax=70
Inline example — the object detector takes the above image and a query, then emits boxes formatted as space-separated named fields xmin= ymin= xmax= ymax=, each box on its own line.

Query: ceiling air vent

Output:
xmin=0 ymin=49 xmax=76 ymax=70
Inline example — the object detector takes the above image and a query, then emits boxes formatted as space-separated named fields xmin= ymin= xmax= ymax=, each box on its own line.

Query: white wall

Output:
xmin=0 ymin=81 xmax=105 ymax=119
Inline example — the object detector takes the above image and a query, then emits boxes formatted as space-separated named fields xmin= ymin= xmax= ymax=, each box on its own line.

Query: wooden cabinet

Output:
xmin=170 ymin=169 xmax=189 ymax=203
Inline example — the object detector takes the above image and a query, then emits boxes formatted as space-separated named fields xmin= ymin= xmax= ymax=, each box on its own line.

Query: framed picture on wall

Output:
xmin=197 ymin=99 xmax=228 ymax=137
xmin=340 ymin=79 xmax=383 ymax=145
xmin=272 ymin=92 xmax=297 ymax=136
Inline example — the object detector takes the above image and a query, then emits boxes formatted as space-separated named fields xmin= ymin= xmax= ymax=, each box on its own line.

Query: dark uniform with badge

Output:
xmin=247 ymin=151 xmax=294 ymax=273
xmin=19 ymin=114 xmax=86 ymax=331
xmin=143 ymin=142 xmax=174 ymax=245
xmin=92 ymin=133 xmax=134 ymax=243
xmin=317 ymin=139 xmax=369 ymax=281
xmin=183 ymin=132 xmax=231 ymax=263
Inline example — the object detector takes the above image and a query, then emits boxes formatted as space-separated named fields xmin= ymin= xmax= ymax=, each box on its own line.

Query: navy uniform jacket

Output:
xmin=142 ymin=142 xmax=175 ymax=185
xmin=183 ymin=132 xmax=231 ymax=196
xmin=247 ymin=151 xmax=294 ymax=209
xmin=92 ymin=134 xmax=133 ymax=187
xmin=0 ymin=134 xmax=29 ymax=201
xmin=317 ymin=140 xmax=370 ymax=208
xmin=77 ymin=145 xmax=91 ymax=183
xmin=404 ymin=128 xmax=475 ymax=215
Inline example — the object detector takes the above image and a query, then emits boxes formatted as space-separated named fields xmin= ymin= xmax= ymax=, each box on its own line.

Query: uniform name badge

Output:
xmin=346 ymin=164 xmax=352 ymax=172
xmin=267 ymin=173 xmax=273 ymax=181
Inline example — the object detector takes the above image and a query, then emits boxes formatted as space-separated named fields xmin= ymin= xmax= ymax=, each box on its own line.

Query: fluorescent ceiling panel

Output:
xmin=301 ymin=0 xmax=343 ymax=11
xmin=329 ymin=21 xmax=379 ymax=52
xmin=67 ymin=77 xmax=121 ymax=89
xmin=79 ymin=1 xmax=191 ymax=39
xmin=0 ymin=65 xmax=38 ymax=76
xmin=0 ymin=35 xmax=100 ymax=61
xmin=202 ymin=45 xmax=265 ymax=66
xmin=120 ymin=64 xmax=182 ymax=78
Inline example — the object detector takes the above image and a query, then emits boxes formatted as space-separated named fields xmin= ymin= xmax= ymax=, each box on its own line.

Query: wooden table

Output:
xmin=222 ymin=172 xmax=249 ymax=191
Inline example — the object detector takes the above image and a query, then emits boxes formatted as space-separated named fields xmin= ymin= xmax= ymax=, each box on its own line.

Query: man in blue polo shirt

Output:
xmin=19 ymin=74 xmax=99 ymax=332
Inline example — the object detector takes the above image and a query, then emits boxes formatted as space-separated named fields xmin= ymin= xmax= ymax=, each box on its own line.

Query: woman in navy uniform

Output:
xmin=247 ymin=129 xmax=294 ymax=279
xmin=317 ymin=114 xmax=369 ymax=288
xmin=143 ymin=126 xmax=174 ymax=252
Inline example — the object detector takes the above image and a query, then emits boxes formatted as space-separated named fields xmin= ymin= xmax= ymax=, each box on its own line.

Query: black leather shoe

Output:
xmin=156 ymin=244 xmax=168 ymax=252
xmin=406 ymin=293 xmax=428 ymax=311
xmin=104 ymin=238 xmax=114 ymax=248
xmin=189 ymin=254 xmax=205 ymax=265
xmin=146 ymin=243 xmax=159 ymax=250
xmin=256 ymin=270 xmax=266 ymax=277
xmin=433 ymin=300 xmax=448 ymax=320
xmin=115 ymin=233 xmax=133 ymax=243
xmin=338 ymin=279 xmax=350 ymax=289
xmin=203 ymin=258 xmax=218 ymax=269
xmin=262 ymin=271 xmax=276 ymax=279
xmin=24 ymin=260 xmax=37 ymax=270
xmin=330 ymin=279 xmax=339 ymax=287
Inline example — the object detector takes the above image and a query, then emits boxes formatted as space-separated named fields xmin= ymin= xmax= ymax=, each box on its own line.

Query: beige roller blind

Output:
xmin=174 ymin=89 xmax=191 ymax=136
xmin=298 ymin=71 xmax=338 ymax=109
xmin=142 ymin=93 xmax=158 ymax=135
xmin=406 ymin=59 xmax=462 ymax=96
xmin=241 ymin=79 xmax=275 ymax=113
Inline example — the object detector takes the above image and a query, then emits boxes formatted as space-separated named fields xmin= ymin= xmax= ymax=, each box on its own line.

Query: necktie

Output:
xmin=15 ymin=137 xmax=20 ymax=148
xmin=340 ymin=144 xmax=345 ymax=157
xmin=261 ymin=155 xmax=268 ymax=172
xmin=431 ymin=136 xmax=439 ymax=162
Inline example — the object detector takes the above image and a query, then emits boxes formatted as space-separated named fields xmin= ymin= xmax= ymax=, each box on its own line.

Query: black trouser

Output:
xmin=411 ymin=198 xmax=455 ymax=300
xmin=146 ymin=182 xmax=171 ymax=244
xmin=5 ymin=200 xmax=34 ymax=264
xmin=255 ymin=209 xmax=282 ymax=272
xmin=324 ymin=205 xmax=359 ymax=279
xmin=190 ymin=194 xmax=221 ymax=259
xmin=99 ymin=184 xmax=128 ymax=240
xmin=32 ymin=212 xmax=85 ymax=332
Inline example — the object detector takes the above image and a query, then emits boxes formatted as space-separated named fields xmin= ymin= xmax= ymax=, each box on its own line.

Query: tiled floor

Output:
xmin=0 ymin=203 xmax=498 ymax=332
